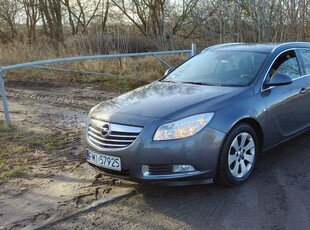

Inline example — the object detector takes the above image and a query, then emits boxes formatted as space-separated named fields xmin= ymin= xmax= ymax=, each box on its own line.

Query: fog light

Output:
xmin=173 ymin=165 xmax=195 ymax=173
xmin=142 ymin=165 xmax=149 ymax=176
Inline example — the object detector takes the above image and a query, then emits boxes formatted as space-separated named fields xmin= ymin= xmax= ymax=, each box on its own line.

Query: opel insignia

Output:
xmin=85 ymin=42 xmax=310 ymax=186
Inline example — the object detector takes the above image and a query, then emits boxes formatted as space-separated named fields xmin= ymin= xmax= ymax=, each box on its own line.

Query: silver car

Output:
xmin=85 ymin=42 xmax=310 ymax=186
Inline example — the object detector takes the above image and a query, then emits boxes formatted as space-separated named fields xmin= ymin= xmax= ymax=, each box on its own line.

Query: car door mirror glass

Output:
xmin=265 ymin=73 xmax=293 ymax=87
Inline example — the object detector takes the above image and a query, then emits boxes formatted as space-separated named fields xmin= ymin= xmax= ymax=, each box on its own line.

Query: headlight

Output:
xmin=153 ymin=113 xmax=214 ymax=141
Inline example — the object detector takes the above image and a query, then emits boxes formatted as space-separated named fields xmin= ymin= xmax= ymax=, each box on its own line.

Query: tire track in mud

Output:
xmin=3 ymin=86 xmax=118 ymax=130
xmin=6 ymin=87 xmax=118 ymax=108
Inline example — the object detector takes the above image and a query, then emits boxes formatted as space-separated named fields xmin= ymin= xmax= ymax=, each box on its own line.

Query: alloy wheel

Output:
xmin=228 ymin=132 xmax=255 ymax=178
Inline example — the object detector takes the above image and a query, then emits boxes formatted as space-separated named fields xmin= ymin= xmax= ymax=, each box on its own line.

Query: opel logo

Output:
xmin=101 ymin=123 xmax=110 ymax=137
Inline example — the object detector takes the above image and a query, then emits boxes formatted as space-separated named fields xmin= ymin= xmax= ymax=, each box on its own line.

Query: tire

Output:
xmin=215 ymin=123 xmax=258 ymax=186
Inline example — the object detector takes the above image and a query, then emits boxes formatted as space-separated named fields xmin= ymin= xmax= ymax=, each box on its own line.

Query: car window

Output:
xmin=298 ymin=49 xmax=310 ymax=75
xmin=164 ymin=50 xmax=268 ymax=86
xmin=269 ymin=51 xmax=300 ymax=79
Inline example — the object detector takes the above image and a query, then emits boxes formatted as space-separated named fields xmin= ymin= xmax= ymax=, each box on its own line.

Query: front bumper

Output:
xmin=85 ymin=126 xmax=226 ymax=185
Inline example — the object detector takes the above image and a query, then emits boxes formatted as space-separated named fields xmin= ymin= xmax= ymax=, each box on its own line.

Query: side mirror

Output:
xmin=164 ymin=68 xmax=174 ymax=76
xmin=264 ymin=73 xmax=293 ymax=87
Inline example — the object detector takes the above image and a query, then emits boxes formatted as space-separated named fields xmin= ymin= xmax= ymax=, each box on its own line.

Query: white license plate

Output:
xmin=86 ymin=149 xmax=121 ymax=171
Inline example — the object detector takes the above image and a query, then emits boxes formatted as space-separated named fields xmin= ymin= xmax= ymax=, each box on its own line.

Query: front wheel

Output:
xmin=215 ymin=123 xmax=258 ymax=186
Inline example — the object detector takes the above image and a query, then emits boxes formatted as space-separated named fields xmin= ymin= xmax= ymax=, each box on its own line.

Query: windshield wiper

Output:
xmin=181 ymin=81 xmax=218 ymax=86
xmin=159 ymin=79 xmax=176 ymax=83
xmin=160 ymin=80 xmax=225 ymax=86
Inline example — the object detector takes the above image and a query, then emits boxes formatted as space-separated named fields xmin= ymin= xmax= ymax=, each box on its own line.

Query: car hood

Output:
xmin=90 ymin=81 xmax=251 ymax=122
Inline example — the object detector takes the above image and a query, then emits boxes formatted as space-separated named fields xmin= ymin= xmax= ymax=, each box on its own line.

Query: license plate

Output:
xmin=86 ymin=149 xmax=121 ymax=171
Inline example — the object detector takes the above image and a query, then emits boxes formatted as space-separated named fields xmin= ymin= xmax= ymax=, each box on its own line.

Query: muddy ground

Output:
xmin=0 ymin=84 xmax=310 ymax=230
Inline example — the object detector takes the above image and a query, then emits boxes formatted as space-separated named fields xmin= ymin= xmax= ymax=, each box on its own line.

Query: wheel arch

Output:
xmin=214 ymin=117 xmax=264 ymax=186
xmin=233 ymin=118 xmax=264 ymax=154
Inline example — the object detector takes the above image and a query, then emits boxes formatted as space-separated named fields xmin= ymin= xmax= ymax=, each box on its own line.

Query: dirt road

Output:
xmin=1 ymin=85 xmax=310 ymax=230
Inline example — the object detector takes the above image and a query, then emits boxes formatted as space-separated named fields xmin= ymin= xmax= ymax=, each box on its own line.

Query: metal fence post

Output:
xmin=0 ymin=69 xmax=11 ymax=126
xmin=191 ymin=43 xmax=197 ymax=57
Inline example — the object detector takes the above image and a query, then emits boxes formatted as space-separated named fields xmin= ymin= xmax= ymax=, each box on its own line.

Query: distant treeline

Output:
xmin=0 ymin=0 xmax=309 ymax=52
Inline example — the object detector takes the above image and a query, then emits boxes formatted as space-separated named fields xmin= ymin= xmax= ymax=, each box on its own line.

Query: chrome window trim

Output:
xmin=271 ymin=42 xmax=310 ymax=53
xmin=261 ymin=48 xmax=310 ymax=92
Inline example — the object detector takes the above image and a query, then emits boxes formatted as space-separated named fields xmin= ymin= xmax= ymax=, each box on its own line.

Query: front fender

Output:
xmin=208 ymin=93 xmax=267 ymax=145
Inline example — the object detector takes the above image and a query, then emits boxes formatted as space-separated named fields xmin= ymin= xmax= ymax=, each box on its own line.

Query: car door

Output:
xmin=262 ymin=50 xmax=310 ymax=142
xmin=296 ymin=48 xmax=310 ymax=109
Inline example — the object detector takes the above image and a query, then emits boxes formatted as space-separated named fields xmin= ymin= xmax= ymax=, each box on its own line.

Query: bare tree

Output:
xmin=22 ymin=0 xmax=40 ymax=42
xmin=111 ymin=0 xmax=201 ymax=48
xmin=61 ymin=0 xmax=102 ymax=35
xmin=2 ymin=0 xmax=310 ymax=50
xmin=101 ymin=0 xmax=110 ymax=33
xmin=111 ymin=0 xmax=166 ymax=38
xmin=38 ymin=0 xmax=64 ymax=45
xmin=0 ymin=0 xmax=19 ymax=41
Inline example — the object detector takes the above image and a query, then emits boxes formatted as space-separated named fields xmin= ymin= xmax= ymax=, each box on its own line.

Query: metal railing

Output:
xmin=0 ymin=43 xmax=197 ymax=126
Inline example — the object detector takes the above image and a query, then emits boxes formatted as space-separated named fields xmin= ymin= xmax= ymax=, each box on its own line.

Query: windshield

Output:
xmin=163 ymin=50 xmax=268 ymax=86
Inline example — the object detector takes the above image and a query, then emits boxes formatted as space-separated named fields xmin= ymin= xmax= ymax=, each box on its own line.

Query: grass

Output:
xmin=0 ymin=123 xmax=65 ymax=150
xmin=0 ymin=155 xmax=4 ymax=165
xmin=0 ymin=166 xmax=26 ymax=180
xmin=1 ymin=40 xmax=187 ymax=92
xmin=5 ymin=55 xmax=184 ymax=92
xmin=0 ymin=123 xmax=66 ymax=182
xmin=0 ymin=122 xmax=10 ymax=131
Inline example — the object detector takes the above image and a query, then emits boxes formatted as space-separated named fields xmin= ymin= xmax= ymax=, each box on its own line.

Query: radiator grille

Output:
xmin=87 ymin=119 xmax=142 ymax=150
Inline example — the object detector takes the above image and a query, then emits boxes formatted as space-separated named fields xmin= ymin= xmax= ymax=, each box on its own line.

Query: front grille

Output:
xmin=87 ymin=119 xmax=142 ymax=150
xmin=148 ymin=165 xmax=173 ymax=175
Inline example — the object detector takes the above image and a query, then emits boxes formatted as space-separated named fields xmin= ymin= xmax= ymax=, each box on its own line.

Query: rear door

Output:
xmin=296 ymin=48 xmax=310 ymax=124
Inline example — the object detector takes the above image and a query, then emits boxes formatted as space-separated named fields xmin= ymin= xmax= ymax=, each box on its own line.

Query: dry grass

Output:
xmin=0 ymin=123 xmax=66 ymax=182
xmin=0 ymin=39 xmax=188 ymax=91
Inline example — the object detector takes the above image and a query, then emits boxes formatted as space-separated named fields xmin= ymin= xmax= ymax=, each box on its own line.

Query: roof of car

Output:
xmin=203 ymin=42 xmax=310 ymax=53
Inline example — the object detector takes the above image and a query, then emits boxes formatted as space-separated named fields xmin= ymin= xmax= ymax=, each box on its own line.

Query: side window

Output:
xmin=298 ymin=49 xmax=310 ymax=75
xmin=269 ymin=51 xmax=300 ymax=79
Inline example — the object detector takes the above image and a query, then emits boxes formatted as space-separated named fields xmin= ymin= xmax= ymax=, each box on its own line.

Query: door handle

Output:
xmin=300 ymin=88 xmax=307 ymax=94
